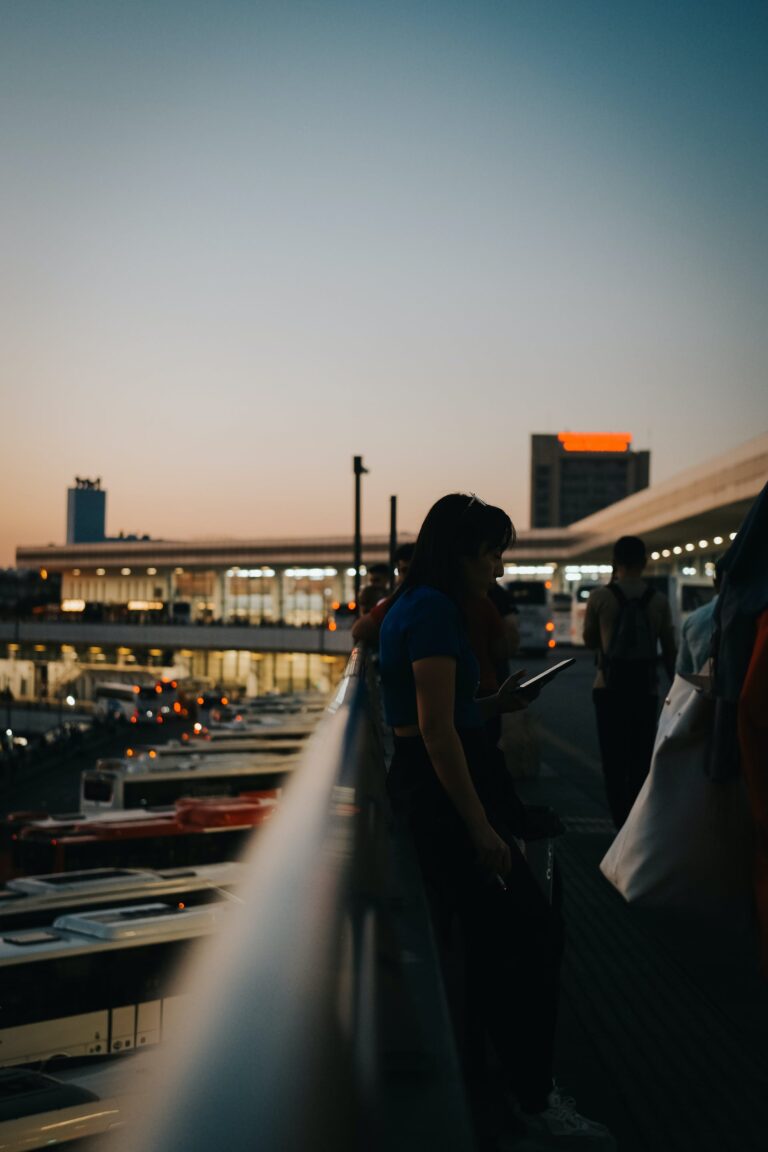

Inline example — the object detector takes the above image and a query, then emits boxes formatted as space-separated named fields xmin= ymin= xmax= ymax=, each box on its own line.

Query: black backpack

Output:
xmin=602 ymin=584 xmax=657 ymax=691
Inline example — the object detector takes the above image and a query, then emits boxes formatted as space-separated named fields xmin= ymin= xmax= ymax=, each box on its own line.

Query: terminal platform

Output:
xmin=515 ymin=710 xmax=768 ymax=1152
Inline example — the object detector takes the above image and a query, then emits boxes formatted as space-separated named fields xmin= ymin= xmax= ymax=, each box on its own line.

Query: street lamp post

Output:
xmin=353 ymin=456 xmax=368 ymax=609
xmin=389 ymin=495 xmax=398 ymax=587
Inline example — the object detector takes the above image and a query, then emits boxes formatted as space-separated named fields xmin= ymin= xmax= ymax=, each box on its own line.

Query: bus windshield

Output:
xmin=504 ymin=581 xmax=548 ymax=606
xmin=95 ymin=684 xmax=139 ymax=703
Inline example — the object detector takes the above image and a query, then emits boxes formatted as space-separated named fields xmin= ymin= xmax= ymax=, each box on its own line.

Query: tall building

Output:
xmin=530 ymin=433 xmax=650 ymax=528
xmin=66 ymin=477 xmax=106 ymax=544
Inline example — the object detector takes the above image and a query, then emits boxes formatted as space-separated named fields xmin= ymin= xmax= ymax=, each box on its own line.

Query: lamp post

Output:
xmin=389 ymin=495 xmax=398 ymax=587
xmin=353 ymin=456 xmax=368 ymax=609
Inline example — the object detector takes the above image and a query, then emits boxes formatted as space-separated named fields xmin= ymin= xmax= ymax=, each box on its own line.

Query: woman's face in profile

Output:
xmin=460 ymin=542 xmax=504 ymax=597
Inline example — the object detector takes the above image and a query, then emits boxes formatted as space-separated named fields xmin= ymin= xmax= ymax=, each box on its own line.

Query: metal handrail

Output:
xmin=105 ymin=647 xmax=473 ymax=1152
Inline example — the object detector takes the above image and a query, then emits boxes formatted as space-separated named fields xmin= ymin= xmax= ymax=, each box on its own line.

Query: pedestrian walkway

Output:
xmin=515 ymin=732 xmax=768 ymax=1152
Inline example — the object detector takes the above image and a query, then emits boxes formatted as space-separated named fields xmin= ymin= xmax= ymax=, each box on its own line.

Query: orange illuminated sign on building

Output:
xmin=557 ymin=433 xmax=631 ymax=453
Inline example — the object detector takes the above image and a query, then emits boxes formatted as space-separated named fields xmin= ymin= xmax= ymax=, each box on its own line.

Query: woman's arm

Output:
xmin=413 ymin=655 xmax=511 ymax=879
xmin=351 ymin=612 xmax=381 ymax=644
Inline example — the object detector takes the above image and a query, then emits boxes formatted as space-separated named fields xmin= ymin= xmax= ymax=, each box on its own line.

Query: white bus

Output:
xmin=0 ymin=901 xmax=228 ymax=1068
xmin=0 ymin=1048 xmax=159 ymax=1150
xmin=645 ymin=574 xmax=716 ymax=637
xmin=132 ymin=733 xmax=309 ymax=759
xmin=0 ymin=861 xmax=245 ymax=931
xmin=569 ymin=582 xmax=603 ymax=647
xmin=501 ymin=580 xmax=555 ymax=655
xmin=81 ymin=752 xmax=296 ymax=812
xmin=552 ymin=592 xmax=573 ymax=646
xmin=93 ymin=681 xmax=184 ymax=726
xmin=93 ymin=682 xmax=141 ymax=723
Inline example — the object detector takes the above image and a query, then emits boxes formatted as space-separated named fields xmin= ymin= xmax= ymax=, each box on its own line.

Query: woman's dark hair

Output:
xmin=397 ymin=494 xmax=515 ymax=604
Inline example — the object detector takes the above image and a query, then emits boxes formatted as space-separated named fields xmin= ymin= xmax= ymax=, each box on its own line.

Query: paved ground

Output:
xmin=518 ymin=649 xmax=768 ymax=1152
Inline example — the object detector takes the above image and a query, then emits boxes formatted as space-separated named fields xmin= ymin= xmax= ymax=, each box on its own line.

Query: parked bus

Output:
xmin=0 ymin=861 xmax=245 ymax=931
xmin=500 ymin=579 xmax=555 ymax=654
xmin=10 ymin=796 xmax=278 ymax=878
xmin=0 ymin=1049 xmax=157 ymax=1150
xmin=0 ymin=901 xmax=228 ymax=1068
xmin=645 ymin=574 xmax=716 ymax=637
xmin=552 ymin=592 xmax=573 ymax=646
xmin=138 ymin=731 xmax=311 ymax=757
xmin=1 ymin=809 xmax=162 ymax=883
xmin=569 ymin=582 xmax=602 ymax=647
xmin=81 ymin=752 xmax=296 ymax=813
xmin=326 ymin=601 xmax=357 ymax=632
xmin=93 ymin=682 xmax=141 ymax=723
xmin=93 ymin=680 xmax=186 ymax=726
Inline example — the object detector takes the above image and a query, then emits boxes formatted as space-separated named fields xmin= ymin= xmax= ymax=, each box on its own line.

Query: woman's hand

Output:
xmin=469 ymin=819 xmax=512 ymax=880
xmin=495 ymin=668 xmax=533 ymax=713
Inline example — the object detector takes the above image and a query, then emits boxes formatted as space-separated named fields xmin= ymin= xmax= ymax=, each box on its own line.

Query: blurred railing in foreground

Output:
xmin=106 ymin=646 xmax=474 ymax=1152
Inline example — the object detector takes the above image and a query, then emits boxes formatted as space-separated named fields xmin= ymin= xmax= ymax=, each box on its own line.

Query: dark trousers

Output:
xmin=592 ymin=688 xmax=658 ymax=828
xmin=388 ymin=731 xmax=563 ymax=1113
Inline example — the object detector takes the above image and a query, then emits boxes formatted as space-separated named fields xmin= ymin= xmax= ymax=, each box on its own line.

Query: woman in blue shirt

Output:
xmin=380 ymin=493 xmax=609 ymax=1144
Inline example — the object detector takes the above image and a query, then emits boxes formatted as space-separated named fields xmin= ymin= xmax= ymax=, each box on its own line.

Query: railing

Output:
xmin=107 ymin=646 xmax=474 ymax=1152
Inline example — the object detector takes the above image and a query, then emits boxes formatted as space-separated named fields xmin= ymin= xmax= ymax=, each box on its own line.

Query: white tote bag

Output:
xmin=600 ymin=674 xmax=752 ymax=913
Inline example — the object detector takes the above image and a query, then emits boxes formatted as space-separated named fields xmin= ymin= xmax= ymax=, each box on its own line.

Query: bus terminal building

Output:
xmin=5 ymin=433 xmax=766 ymax=699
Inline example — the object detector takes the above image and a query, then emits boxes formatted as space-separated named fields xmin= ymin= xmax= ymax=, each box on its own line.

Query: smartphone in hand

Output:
xmin=517 ymin=658 xmax=576 ymax=698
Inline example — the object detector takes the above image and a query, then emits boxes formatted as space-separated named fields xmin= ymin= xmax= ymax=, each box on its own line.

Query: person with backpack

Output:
xmin=583 ymin=535 xmax=677 ymax=828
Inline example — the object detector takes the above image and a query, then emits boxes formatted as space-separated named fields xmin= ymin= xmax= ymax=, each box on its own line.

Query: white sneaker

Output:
xmin=520 ymin=1087 xmax=615 ymax=1147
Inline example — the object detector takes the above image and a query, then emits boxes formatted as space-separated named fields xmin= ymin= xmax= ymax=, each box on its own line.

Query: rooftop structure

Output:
xmin=66 ymin=478 xmax=106 ymax=544
xmin=530 ymin=432 xmax=650 ymax=528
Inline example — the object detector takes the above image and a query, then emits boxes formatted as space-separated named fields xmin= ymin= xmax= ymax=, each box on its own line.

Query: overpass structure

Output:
xmin=556 ymin=431 xmax=768 ymax=564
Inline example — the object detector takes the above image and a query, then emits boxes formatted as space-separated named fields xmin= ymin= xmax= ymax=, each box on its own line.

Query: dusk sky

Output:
xmin=2 ymin=0 xmax=766 ymax=565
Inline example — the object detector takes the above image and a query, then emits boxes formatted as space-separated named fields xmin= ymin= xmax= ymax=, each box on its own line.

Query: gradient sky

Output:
xmin=1 ymin=0 xmax=766 ymax=565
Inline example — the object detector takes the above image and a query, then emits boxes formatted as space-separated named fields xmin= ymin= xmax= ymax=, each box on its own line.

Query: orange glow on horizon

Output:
xmin=557 ymin=432 xmax=631 ymax=453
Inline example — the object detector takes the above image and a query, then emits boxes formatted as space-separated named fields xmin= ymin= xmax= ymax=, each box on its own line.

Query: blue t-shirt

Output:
xmin=379 ymin=585 xmax=482 ymax=729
